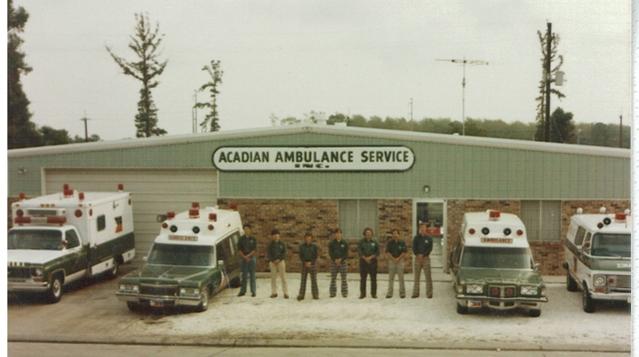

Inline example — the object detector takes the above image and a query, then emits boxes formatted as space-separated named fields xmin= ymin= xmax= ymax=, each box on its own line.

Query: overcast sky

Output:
xmin=15 ymin=0 xmax=630 ymax=140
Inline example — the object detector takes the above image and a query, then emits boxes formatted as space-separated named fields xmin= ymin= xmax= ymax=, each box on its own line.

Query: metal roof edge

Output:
xmin=8 ymin=124 xmax=630 ymax=159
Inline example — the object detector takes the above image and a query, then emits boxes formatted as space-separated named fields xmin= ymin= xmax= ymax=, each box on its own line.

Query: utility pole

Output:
xmin=619 ymin=114 xmax=623 ymax=148
xmin=409 ymin=98 xmax=414 ymax=121
xmin=80 ymin=112 xmax=90 ymax=142
xmin=544 ymin=22 xmax=552 ymax=142
xmin=192 ymin=90 xmax=198 ymax=133
xmin=436 ymin=57 xmax=489 ymax=135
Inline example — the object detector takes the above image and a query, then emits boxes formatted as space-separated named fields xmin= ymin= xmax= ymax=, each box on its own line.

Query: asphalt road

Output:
xmin=8 ymin=265 xmax=631 ymax=353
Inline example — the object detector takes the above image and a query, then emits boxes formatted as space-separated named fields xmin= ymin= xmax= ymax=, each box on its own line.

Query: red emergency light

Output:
xmin=468 ymin=228 xmax=476 ymax=235
xmin=167 ymin=211 xmax=176 ymax=219
xmin=489 ymin=210 xmax=501 ymax=220
xmin=209 ymin=213 xmax=217 ymax=222
xmin=189 ymin=208 xmax=199 ymax=218
xmin=117 ymin=183 xmax=124 ymax=191
xmin=615 ymin=212 xmax=626 ymax=222
xmin=15 ymin=209 xmax=24 ymax=217
xmin=208 ymin=224 xmax=215 ymax=231
xmin=516 ymin=229 xmax=524 ymax=236
xmin=74 ymin=209 xmax=83 ymax=218
xmin=14 ymin=216 xmax=31 ymax=225
xmin=18 ymin=192 xmax=26 ymax=201
xmin=47 ymin=216 xmax=66 ymax=225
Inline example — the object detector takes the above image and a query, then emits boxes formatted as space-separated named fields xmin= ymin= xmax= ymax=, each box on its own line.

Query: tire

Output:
xmin=566 ymin=272 xmax=578 ymax=292
xmin=106 ymin=258 xmax=120 ymax=279
xmin=582 ymin=284 xmax=595 ymax=313
xmin=196 ymin=288 xmax=210 ymax=312
xmin=456 ymin=302 xmax=468 ymax=314
xmin=528 ymin=309 xmax=541 ymax=317
xmin=126 ymin=301 xmax=139 ymax=312
xmin=229 ymin=276 xmax=241 ymax=288
xmin=47 ymin=275 xmax=63 ymax=303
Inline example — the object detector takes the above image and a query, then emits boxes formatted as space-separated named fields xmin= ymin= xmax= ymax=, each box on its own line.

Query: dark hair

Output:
xmin=334 ymin=228 xmax=342 ymax=234
xmin=362 ymin=227 xmax=373 ymax=235
xmin=271 ymin=229 xmax=279 ymax=236
xmin=243 ymin=223 xmax=252 ymax=229
xmin=304 ymin=231 xmax=313 ymax=238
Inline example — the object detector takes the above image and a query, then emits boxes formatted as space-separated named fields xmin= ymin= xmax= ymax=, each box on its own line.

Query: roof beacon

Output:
xmin=488 ymin=210 xmax=501 ymax=220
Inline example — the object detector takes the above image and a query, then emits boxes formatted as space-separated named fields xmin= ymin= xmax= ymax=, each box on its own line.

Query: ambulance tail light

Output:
xmin=14 ymin=216 xmax=31 ymax=225
xmin=516 ymin=229 xmax=524 ymax=236
xmin=47 ymin=216 xmax=66 ymax=225
xmin=468 ymin=228 xmax=476 ymax=235
xmin=489 ymin=210 xmax=500 ymax=220
xmin=615 ymin=213 xmax=626 ymax=222
xmin=79 ymin=192 xmax=85 ymax=201
xmin=208 ymin=224 xmax=215 ymax=231
xmin=74 ymin=209 xmax=83 ymax=218
xmin=15 ymin=209 xmax=24 ymax=217
xmin=189 ymin=209 xmax=199 ymax=218
xmin=167 ymin=211 xmax=176 ymax=219
xmin=18 ymin=192 xmax=26 ymax=201
xmin=209 ymin=213 xmax=217 ymax=222
xmin=117 ymin=184 xmax=124 ymax=192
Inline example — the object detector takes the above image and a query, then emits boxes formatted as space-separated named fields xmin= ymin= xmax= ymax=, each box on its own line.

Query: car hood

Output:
xmin=8 ymin=249 xmax=66 ymax=266
xmin=457 ymin=268 xmax=543 ymax=285
xmin=135 ymin=264 xmax=211 ymax=284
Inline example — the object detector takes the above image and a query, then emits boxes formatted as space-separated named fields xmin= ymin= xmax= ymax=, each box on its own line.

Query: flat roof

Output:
xmin=8 ymin=124 xmax=630 ymax=159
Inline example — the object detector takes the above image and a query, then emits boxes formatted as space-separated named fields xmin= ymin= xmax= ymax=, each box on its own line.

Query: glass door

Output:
xmin=412 ymin=199 xmax=447 ymax=270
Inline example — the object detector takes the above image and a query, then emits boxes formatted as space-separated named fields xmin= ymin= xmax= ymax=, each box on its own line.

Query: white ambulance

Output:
xmin=117 ymin=204 xmax=242 ymax=312
xmin=8 ymin=184 xmax=135 ymax=303
xmin=563 ymin=208 xmax=631 ymax=313
xmin=450 ymin=210 xmax=547 ymax=317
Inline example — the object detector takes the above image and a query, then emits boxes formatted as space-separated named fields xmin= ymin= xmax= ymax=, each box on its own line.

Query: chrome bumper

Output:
xmin=8 ymin=280 xmax=50 ymax=292
xmin=591 ymin=291 xmax=631 ymax=302
xmin=116 ymin=292 xmax=201 ymax=307
xmin=457 ymin=294 xmax=548 ymax=310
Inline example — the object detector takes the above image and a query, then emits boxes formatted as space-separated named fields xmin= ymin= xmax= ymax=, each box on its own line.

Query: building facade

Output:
xmin=8 ymin=125 xmax=630 ymax=275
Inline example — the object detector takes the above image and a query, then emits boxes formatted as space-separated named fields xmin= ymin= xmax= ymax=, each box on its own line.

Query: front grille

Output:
xmin=489 ymin=286 xmax=501 ymax=298
xmin=140 ymin=284 xmax=178 ymax=296
xmin=614 ymin=275 xmax=630 ymax=289
xmin=488 ymin=285 xmax=517 ymax=298
xmin=8 ymin=268 xmax=31 ymax=279
xmin=504 ymin=287 xmax=515 ymax=298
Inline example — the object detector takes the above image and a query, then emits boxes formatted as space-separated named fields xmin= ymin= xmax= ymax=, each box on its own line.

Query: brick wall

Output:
xmin=377 ymin=199 xmax=412 ymax=273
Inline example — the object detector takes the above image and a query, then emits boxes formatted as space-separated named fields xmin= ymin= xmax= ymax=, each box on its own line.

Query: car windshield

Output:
xmin=8 ymin=229 xmax=63 ymax=250
xmin=147 ymin=243 xmax=213 ymax=266
xmin=461 ymin=247 xmax=532 ymax=269
xmin=591 ymin=233 xmax=630 ymax=258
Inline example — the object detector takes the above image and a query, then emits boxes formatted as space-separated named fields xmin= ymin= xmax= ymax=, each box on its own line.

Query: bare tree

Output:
xmin=195 ymin=60 xmax=223 ymax=132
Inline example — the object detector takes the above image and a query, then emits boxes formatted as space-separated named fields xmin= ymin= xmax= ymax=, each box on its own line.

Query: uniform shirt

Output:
xmin=329 ymin=239 xmax=348 ymax=261
xmin=299 ymin=242 xmax=318 ymax=262
xmin=358 ymin=238 xmax=379 ymax=258
xmin=267 ymin=240 xmax=286 ymax=262
xmin=412 ymin=234 xmax=433 ymax=256
xmin=386 ymin=239 xmax=407 ymax=258
xmin=238 ymin=235 xmax=257 ymax=256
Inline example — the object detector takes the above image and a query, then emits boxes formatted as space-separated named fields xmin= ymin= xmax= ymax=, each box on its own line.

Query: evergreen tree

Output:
xmin=194 ymin=60 xmax=223 ymax=132
xmin=534 ymin=27 xmax=565 ymax=141
xmin=106 ymin=13 xmax=168 ymax=137
xmin=8 ymin=0 xmax=41 ymax=148
xmin=548 ymin=107 xmax=576 ymax=143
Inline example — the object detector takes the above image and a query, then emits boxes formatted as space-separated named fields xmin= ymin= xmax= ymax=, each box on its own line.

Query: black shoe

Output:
xmin=313 ymin=296 xmax=319 ymax=300
xmin=284 ymin=294 xmax=289 ymax=299
xmin=330 ymin=294 xmax=336 ymax=298
xmin=411 ymin=295 xmax=419 ymax=298
xmin=238 ymin=292 xmax=246 ymax=297
xmin=386 ymin=295 xmax=392 ymax=299
xmin=270 ymin=294 xmax=277 ymax=298
xmin=427 ymin=294 xmax=433 ymax=299
xmin=251 ymin=293 xmax=256 ymax=297
xmin=359 ymin=294 xmax=365 ymax=299
xmin=297 ymin=296 xmax=304 ymax=301
xmin=342 ymin=294 xmax=348 ymax=298
xmin=400 ymin=295 xmax=406 ymax=299
xmin=372 ymin=294 xmax=377 ymax=299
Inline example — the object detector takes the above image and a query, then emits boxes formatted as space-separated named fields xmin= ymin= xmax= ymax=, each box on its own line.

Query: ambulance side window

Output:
xmin=97 ymin=215 xmax=106 ymax=232
xmin=574 ymin=226 xmax=586 ymax=246
xmin=216 ymin=240 xmax=229 ymax=262
xmin=230 ymin=232 xmax=239 ymax=255
xmin=65 ymin=230 xmax=80 ymax=249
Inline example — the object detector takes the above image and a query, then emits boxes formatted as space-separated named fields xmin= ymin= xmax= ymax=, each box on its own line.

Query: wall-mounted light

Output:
xmin=423 ymin=185 xmax=430 ymax=193
xmin=17 ymin=167 xmax=27 ymax=175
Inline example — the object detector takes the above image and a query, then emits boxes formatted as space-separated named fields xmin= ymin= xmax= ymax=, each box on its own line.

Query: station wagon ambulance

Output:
xmin=8 ymin=184 xmax=135 ymax=302
xmin=116 ymin=204 xmax=242 ymax=312
xmin=450 ymin=210 xmax=548 ymax=317
xmin=562 ymin=208 xmax=631 ymax=313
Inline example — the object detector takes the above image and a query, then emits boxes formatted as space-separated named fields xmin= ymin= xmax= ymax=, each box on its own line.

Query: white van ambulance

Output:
xmin=563 ymin=208 xmax=631 ymax=312
xmin=450 ymin=210 xmax=548 ymax=317
xmin=8 ymin=184 xmax=135 ymax=302
xmin=116 ymin=204 xmax=242 ymax=312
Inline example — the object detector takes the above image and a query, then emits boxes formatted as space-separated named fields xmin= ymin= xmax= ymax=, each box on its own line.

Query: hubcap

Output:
xmin=53 ymin=280 xmax=61 ymax=297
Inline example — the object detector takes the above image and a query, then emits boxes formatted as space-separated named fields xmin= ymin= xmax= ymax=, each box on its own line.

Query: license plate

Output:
xmin=469 ymin=301 xmax=482 ymax=308
xmin=150 ymin=300 xmax=165 ymax=307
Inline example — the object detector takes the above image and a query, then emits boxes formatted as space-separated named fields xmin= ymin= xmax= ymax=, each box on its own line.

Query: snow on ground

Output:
xmin=132 ymin=274 xmax=630 ymax=347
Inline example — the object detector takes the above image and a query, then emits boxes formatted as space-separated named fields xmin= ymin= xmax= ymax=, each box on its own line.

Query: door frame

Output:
xmin=412 ymin=199 xmax=448 ymax=271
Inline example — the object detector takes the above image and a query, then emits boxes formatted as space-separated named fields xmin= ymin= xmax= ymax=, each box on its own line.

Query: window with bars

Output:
xmin=338 ymin=200 xmax=378 ymax=241
xmin=520 ymin=201 xmax=561 ymax=241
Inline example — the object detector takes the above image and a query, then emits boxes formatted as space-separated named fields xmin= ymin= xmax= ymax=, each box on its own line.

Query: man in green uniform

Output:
xmin=358 ymin=227 xmax=379 ymax=299
xmin=412 ymin=222 xmax=433 ymax=298
xmin=385 ymin=229 xmax=407 ymax=298
xmin=238 ymin=224 xmax=257 ymax=297
xmin=267 ymin=229 xmax=288 ymax=299
xmin=297 ymin=232 xmax=319 ymax=301
xmin=328 ymin=228 xmax=348 ymax=298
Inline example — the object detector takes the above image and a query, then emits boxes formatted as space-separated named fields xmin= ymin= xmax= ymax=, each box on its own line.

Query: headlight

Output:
xmin=179 ymin=287 xmax=200 ymax=296
xmin=521 ymin=286 xmax=537 ymax=295
xmin=466 ymin=284 xmax=483 ymax=294
xmin=593 ymin=275 xmax=606 ymax=288
xmin=119 ymin=284 xmax=139 ymax=293
xmin=456 ymin=284 xmax=464 ymax=293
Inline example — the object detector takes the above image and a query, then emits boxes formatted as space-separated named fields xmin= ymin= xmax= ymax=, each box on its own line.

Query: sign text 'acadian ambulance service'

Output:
xmin=212 ymin=146 xmax=415 ymax=172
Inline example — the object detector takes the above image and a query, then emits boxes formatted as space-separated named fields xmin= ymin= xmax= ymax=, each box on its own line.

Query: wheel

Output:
xmin=47 ymin=275 xmax=63 ymax=303
xmin=196 ymin=288 xmax=209 ymax=312
xmin=126 ymin=301 xmax=139 ymax=312
xmin=528 ymin=309 xmax=541 ymax=317
xmin=582 ymin=285 xmax=595 ymax=313
xmin=229 ymin=276 xmax=241 ymax=288
xmin=106 ymin=258 xmax=120 ymax=279
xmin=456 ymin=302 xmax=468 ymax=314
xmin=566 ymin=272 xmax=578 ymax=292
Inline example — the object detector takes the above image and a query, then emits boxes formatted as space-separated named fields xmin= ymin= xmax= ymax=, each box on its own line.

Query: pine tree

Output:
xmin=195 ymin=60 xmax=223 ymax=132
xmin=534 ymin=27 xmax=565 ymax=141
xmin=106 ymin=13 xmax=168 ymax=137
xmin=8 ymin=0 xmax=41 ymax=148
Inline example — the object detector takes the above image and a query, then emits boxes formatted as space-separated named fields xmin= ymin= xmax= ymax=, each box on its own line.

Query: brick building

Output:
xmin=8 ymin=125 xmax=630 ymax=275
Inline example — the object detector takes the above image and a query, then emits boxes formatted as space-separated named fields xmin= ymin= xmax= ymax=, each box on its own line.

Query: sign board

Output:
xmin=212 ymin=146 xmax=415 ymax=172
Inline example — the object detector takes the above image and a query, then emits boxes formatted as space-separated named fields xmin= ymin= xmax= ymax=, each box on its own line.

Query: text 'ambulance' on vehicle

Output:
xmin=8 ymin=184 xmax=135 ymax=303
xmin=450 ymin=210 xmax=548 ymax=317
xmin=116 ymin=204 xmax=242 ymax=312
xmin=563 ymin=208 xmax=631 ymax=313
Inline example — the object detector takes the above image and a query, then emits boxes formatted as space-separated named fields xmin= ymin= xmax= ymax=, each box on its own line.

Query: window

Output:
xmin=216 ymin=240 xmax=229 ymax=262
xmin=339 ymin=200 xmax=378 ymax=241
xmin=520 ymin=201 xmax=561 ymax=241
xmin=65 ymin=230 xmax=80 ymax=248
xmin=574 ymin=227 xmax=586 ymax=246
xmin=97 ymin=215 xmax=106 ymax=232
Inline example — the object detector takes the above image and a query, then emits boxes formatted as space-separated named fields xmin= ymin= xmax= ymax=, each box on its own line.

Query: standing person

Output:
xmin=358 ymin=227 xmax=379 ymax=299
xmin=328 ymin=228 xmax=349 ymax=298
xmin=297 ymin=232 xmax=319 ymax=301
xmin=412 ymin=222 xmax=433 ymax=298
xmin=267 ymin=229 xmax=288 ymax=299
xmin=238 ymin=224 xmax=257 ymax=297
xmin=386 ymin=229 xmax=408 ymax=298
